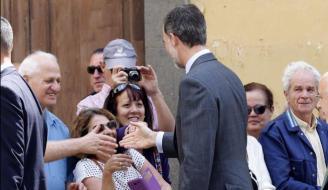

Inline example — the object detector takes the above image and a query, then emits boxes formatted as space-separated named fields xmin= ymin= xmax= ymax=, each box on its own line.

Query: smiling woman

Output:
xmin=103 ymin=83 xmax=171 ymax=184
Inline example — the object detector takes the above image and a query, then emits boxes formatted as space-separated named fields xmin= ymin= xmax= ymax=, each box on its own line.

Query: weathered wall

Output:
xmin=144 ymin=0 xmax=187 ymax=189
xmin=192 ymin=0 xmax=328 ymax=115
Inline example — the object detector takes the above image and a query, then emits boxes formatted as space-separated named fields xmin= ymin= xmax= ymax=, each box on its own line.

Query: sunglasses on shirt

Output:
xmin=87 ymin=66 xmax=103 ymax=75
xmin=247 ymin=105 xmax=267 ymax=115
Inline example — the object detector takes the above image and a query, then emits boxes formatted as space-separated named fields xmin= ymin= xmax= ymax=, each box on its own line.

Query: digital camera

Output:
xmin=123 ymin=67 xmax=141 ymax=82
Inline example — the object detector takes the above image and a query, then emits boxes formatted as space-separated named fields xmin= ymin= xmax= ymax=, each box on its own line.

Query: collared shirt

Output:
xmin=44 ymin=110 xmax=70 ymax=190
xmin=185 ymin=48 xmax=210 ymax=74
xmin=290 ymin=109 xmax=327 ymax=186
xmin=1 ymin=59 xmax=13 ymax=72
xmin=76 ymin=83 xmax=112 ymax=115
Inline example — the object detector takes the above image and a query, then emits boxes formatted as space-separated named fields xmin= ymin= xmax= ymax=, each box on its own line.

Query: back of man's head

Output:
xmin=164 ymin=4 xmax=206 ymax=47
xmin=1 ymin=17 xmax=13 ymax=56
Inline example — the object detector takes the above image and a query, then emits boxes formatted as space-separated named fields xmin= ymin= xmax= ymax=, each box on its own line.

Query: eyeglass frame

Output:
xmin=247 ymin=104 xmax=268 ymax=115
xmin=87 ymin=65 xmax=104 ymax=75
xmin=81 ymin=120 xmax=119 ymax=137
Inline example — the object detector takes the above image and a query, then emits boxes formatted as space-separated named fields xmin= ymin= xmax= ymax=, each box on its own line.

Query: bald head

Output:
xmin=318 ymin=72 xmax=328 ymax=122
xmin=19 ymin=51 xmax=61 ymax=109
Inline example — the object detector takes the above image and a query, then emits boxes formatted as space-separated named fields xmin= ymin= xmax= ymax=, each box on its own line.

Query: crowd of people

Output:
xmin=1 ymin=3 xmax=327 ymax=190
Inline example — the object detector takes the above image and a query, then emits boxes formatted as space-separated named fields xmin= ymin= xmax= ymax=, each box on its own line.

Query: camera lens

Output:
xmin=128 ymin=70 xmax=140 ymax=81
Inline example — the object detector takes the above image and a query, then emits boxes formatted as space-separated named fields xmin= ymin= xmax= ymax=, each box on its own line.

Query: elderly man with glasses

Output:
xmin=259 ymin=61 xmax=328 ymax=190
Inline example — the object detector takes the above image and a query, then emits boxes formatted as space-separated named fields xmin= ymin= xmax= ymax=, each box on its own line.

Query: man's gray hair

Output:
xmin=282 ymin=61 xmax=321 ymax=91
xmin=1 ymin=16 xmax=14 ymax=54
xmin=18 ymin=51 xmax=57 ymax=77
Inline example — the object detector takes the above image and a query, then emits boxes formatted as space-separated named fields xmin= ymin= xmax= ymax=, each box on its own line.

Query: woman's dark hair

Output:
xmin=244 ymin=82 xmax=274 ymax=111
xmin=103 ymin=83 xmax=154 ymax=129
xmin=70 ymin=108 xmax=116 ymax=158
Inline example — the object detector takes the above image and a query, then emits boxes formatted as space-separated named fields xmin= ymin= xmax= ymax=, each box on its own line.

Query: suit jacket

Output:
xmin=162 ymin=53 xmax=252 ymax=190
xmin=1 ymin=66 xmax=47 ymax=190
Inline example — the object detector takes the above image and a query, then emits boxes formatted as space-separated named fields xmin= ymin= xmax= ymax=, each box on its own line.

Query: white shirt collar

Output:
xmin=1 ymin=59 xmax=14 ymax=72
xmin=185 ymin=49 xmax=210 ymax=74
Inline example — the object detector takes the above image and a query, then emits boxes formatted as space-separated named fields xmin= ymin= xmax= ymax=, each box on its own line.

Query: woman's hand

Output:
xmin=103 ymin=153 xmax=133 ymax=175
xmin=137 ymin=65 xmax=160 ymax=97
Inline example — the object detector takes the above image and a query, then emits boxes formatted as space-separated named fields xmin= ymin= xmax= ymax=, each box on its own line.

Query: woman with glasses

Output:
xmin=103 ymin=83 xmax=171 ymax=183
xmin=71 ymin=108 xmax=170 ymax=190
xmin=244 ymin=82 xmax=276 ymax=190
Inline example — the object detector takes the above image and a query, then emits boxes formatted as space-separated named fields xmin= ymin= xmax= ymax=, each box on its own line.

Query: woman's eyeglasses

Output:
xmin=81 ymin=120 xmax=119 ymax=136
xmin=96 ymin=120 xmax=119 ymax=132
xmin=87 ymin=66 xmax=103 ymax=74
xmin=247 ymin=105 xmax=267 ymax=115
xmin=112 ymin=83 xmax=141 ymax=96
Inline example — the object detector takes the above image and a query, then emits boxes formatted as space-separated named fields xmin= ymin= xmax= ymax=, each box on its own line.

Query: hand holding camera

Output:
xmin=110 ymin=67 xmax=141 ymax=87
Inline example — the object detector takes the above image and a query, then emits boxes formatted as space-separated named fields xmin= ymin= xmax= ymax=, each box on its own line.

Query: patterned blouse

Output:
xmin=74 ymin=149 xmax=145 ymax=190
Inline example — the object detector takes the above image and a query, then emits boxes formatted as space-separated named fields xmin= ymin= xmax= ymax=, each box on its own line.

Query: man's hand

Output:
xmin=119 ymin=121 xmax=157 ymax=149
xmin=137 ymin=65 xmax=160 ymax=96
xmin=80 ymin=125 xmax=118 ymax=160
xmin=104 ymin=67 xmax=128 ymax=88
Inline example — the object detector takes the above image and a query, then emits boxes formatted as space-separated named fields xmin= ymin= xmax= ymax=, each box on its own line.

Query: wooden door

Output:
xmin=1 ymin=0 xmax=145 ymax=126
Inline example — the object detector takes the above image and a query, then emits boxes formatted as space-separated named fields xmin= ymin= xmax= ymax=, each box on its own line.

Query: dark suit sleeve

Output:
xmin=162 ymin=132 xmax=177 ymax=157
xmin=259 ymin=126 xmax=319 ymax=190
xmin=1 ymin=86 xmax=25 ymax=189
xmin=177 ymin=78 xmax=218 ymax=190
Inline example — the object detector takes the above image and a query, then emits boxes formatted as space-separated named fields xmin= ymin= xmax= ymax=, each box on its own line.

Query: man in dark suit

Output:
xmin=120 ymin=4 xmax=252 ymax=190
xmin=1 ymin=16 xmax=47 ymax=190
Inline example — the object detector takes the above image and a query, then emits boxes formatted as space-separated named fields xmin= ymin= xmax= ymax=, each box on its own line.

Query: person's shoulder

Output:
xmin=262 ymin=112 xmax=289 ymax=135
xmin=317 ymin=118 xmax=328 ymax=133
xmin=76 ymin=158 xmax=94 ymax=168
xmin=45 ymin=110 xmax=67 ymax=127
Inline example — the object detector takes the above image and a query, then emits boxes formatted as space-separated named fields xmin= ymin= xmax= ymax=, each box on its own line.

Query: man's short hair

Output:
xmin=164 ymin=4 xmax=206 ymax=47
xmin=282 ymin=61 xmax=321 ymax=91
xmin=1 ymin=16 xmax=14 ymax=54
xmin=91 ymin=48 xmax=104 ymax=56
xmin=18 ymin=51 xmax=57 ymax=77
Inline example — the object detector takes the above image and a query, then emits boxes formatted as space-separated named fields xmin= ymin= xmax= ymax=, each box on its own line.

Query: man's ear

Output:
xmin=169 ymin=33 xmax=179 ymax=47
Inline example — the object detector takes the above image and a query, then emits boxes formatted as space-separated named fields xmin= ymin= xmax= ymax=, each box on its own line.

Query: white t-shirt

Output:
xmin=247 ymin=135 xmax=276 ymax=190
xmin=74 ymin=149 xmax=145 ymax=190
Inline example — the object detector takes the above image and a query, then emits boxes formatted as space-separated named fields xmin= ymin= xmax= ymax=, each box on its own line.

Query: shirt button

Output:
xmin=310 ymin=152 xmax=313 ymax=155
xmin=300 ymin=133 xmax=304 ymax=136
xmin=292 ymin=167 xmax=296 ymax=170
xmin=312 ymin=173 xmax=316 ymax=177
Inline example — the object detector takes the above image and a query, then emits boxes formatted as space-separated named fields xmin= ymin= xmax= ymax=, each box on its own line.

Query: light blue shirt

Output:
xmin=44 ymin=110 xmax=70 ymax=190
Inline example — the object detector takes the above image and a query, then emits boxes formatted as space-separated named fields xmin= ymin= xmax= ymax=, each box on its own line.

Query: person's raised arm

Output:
xmin=45 ymin=125 xmax=117 ymax=162
xmin=138 ymin=65 xmax=175 ymax=131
